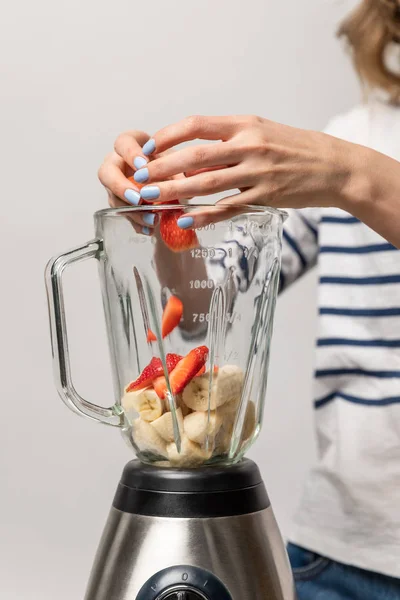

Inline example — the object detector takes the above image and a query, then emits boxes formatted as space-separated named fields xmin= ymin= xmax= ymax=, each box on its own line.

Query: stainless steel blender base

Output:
xmin=85 ymin=506 xmax=296 ymax=600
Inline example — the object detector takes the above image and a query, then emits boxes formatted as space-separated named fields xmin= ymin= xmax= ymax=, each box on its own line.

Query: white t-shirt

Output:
xmin=288 ymin=100 xmax=400 ymax=578
xmin=207 ymin=99 xmax=400 ymax=577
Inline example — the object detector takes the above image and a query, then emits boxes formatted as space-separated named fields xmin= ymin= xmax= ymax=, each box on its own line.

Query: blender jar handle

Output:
xmin=45 ymin=239 xmax=121 ymax=427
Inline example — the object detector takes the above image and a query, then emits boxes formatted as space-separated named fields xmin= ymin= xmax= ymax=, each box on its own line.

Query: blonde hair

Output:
xmin=338 ymin=0 xmax=400 ymax=102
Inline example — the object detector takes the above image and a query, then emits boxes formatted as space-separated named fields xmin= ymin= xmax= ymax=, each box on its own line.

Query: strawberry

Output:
xmin=159 ymin=209 xmax=199 ymax=253
xmin=147 ymin=330 xmax=157 ymax=342
xmin=195 ymin=364 xmax=218 ymax=377
xmin=126 ymin=357 xmax=163 ymax=392
xmin=166 ymin=352 xmax=183 ymax=371
xmin=127 ymin=353 xmax=184 ymax=394
xmin=154 ymin=345 xmax=209 ymax=399
xmin=153 ymin=375 xmax=168 ymax=400
xmin=162 ymin=295 xmax=183 ymax=338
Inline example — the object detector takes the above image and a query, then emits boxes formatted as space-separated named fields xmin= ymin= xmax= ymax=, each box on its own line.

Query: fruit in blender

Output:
xmin=147 ymin=295 xmax=183 ymax=342
xmin=159 ymin=209 xmax=199 ymax=253
xmin=153 ymin=345 xmax=209 ymax=399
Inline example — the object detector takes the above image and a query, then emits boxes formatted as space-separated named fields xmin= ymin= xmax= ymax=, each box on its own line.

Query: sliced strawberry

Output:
xmin=126 ymin=357 xmax=163 ymax=392
xmin=159 ymin=209 xmax=199 ymax=253
xmin=166 ymin=352 xmax=183 ymax=371
xmin=169 ymin=345 xmax=209 ymax=395
xmin=153 ymin=375 xmax=167 ymax=399
xmin=162 ymin=295 xmax=183 ymax=338
xmin=147 ymin=329 xmax=157 ymax=342
xmin=127 ymin=353 xmax=183 ymax=394
xmin=195 ymin=364 xmax=218 ymax=377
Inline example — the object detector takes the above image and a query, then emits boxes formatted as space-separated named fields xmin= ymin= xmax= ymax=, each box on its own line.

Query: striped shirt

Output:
xmin=210 ymin=100 xmax=400 ymax=577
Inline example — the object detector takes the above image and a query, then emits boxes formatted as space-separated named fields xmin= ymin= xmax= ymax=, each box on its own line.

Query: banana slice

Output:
xmin=183 ymin=411 xmax=223 ymax=445
xmin=182 ymin=365 xmax=244 ymax=412
xmin=151 ymin=408 xmax=184 ymax=443
xmin=243 ymin=401 xmax=256 ymax=441
xmin=167 ymin=434 xmax=212 ymax=467
xmin=133 ymin=418 xmax=168 ymax=458
xmin=122 ymin=388 xmax=163 ymax=422
xmin=215 ymin=401 xmax=257 ymax=454
xmin=164 ymin=393 xmax=182 ymax=413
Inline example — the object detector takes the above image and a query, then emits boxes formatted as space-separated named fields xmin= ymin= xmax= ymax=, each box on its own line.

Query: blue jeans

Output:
xmin=287 ymin=542 xmax=400 ymax=600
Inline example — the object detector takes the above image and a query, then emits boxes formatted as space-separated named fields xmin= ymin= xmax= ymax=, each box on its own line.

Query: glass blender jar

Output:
xmin=46 ymin=203 xmax=286 ymax=468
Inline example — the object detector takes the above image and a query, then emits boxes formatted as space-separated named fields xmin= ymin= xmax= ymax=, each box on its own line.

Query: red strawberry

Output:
xmin=154 ymin=345 xmax=209 ymax=399
xmin=127 ymin=353 xmax=183 ymax=394
xmin=195 ymin=364 xmax=219 ymax=377
xmin=147 ymin=330 xmax=157 ymax=342
xmin=126 ymin=357 xmax=163 ymax=392
xmin=153 ymin=375 xmax=168 ymax=400
xmin=159 ymin=209 xmax=199 ymax=253
xmin=162 ymin=295 xmax=183 ymax=338
xmin=166 ymin=353 xmax=183 ymax=371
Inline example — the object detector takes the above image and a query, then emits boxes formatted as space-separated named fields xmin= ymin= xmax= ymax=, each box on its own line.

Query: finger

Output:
xmin=143 ymin=115 xmax=245 ymax=156
xmin=139 ymin=166 xmax=255 ymax=203
xmin=98 ymin=153 xmax=142 ymax=206
xmin=114 ymin=130 xmax=151 ymax=171
xmin=185 ymin=165 xmax=229 ymax=178
xmin=133 ymin=142 xmax=240 ymax=185
xmin=178 ymin=190 xmax=260 ymax=229
xmin=107 ymin=194 xmax=156 ymax=236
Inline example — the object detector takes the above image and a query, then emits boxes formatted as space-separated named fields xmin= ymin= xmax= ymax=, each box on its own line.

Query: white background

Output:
xmin=0 ymin=1 xmax=359 ymax=598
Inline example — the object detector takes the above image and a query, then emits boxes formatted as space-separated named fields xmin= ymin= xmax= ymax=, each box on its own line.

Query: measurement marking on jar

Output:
xmin=193 ymin=313 xmax=210 ymax=323
xmin=196 ymin=224 xmax=215 ymax=231
xmin=227 ymin=247 xmax=252 ymax=258
xmin=224 ymin=350 xmax=239 ymax=361
xmin=190 ymin=248 xmax=216 ymax=259
xmin=192 ymin=312 xmax=241 ymax=323
xmin=189 ymin=279 xmax=214 ymax=289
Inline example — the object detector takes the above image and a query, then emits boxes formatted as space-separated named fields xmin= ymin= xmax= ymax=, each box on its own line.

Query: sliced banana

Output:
xmin=183 ymin=410 xmax=223 ymax=445
xmin=122 ymin=388 xmax=163 ymax=422
xmin=182 ymin=365 xmax=244 ymax=411
xmin=151 ymin=408 xmax=184 ymax=443
xmin=133 ymin=418 xmax=168 ymax=458
xmin=167 ymin=434 xmax=212 ymax=467
xmin=242 ymin=401 xmax=257 ymax=441
xmin=216 ymin=365 xmax=245 ymax=406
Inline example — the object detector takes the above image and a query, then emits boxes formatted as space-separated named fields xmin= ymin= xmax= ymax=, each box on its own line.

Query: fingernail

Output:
xmin=143 ymin=212 xmax=156 ymax=226
xmin=134 ymin=156 xmax=148 ymax=169
xmin=142 ymin=138 xmax=156 ymax=156
xmin=142 ymin=226 xmax=151 ymax=235
xmin=124 ymin=189 xmax=141 ymax=205
xmin=177 ymin=216 xmax=194 ymax=229
xmin=141 ymin=186 xmax=160 ymax=201
xmin=134 ymin=168 xmax=149 ymax=183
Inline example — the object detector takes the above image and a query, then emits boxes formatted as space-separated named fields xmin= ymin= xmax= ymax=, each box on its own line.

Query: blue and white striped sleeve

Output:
xmin=280 ymin=207 xmax=320 ymax=292
xmin=205 ymin=208 xmax=320 ymax=295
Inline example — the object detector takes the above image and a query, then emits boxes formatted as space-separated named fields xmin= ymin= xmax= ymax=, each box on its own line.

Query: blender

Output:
xmin=46 ymin=203 xmax=296 ymax=599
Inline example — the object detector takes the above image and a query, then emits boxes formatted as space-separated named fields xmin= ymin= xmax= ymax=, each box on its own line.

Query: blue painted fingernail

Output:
xmin=142 ymin=226 xmax=151 ymax=235
xmin=143 ymin=213 xmax=156 ymax=226
xmin=141 ymin=186 xmax=160 ymax=201
xmin=134 ymin=156 xmax=148 ymax=169
xmin=124 ymin=189 xmax=141 ymax=205
xmin=142 ymin=138 xmax=156 ymax=156
xmin=177 ymin=216 xmax=194 ymax=229
xmin=134 ymin=168 xmax=149 ymax=183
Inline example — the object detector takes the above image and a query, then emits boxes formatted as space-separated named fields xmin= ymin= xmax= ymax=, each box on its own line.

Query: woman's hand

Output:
xmin=133 ymin=115 xmax=356 ymax=227
xmin=98 ymin=130 xmax=161 ymax=235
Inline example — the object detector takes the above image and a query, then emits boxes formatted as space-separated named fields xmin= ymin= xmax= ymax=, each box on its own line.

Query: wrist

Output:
xmin=335 ymin=142 xmax=374 ymax=215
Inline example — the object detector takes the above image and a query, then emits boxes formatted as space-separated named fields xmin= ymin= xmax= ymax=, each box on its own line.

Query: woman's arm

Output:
xmin=341 ymin=145 xmax=400 ymax=248
xmin=132 ymin=115 xmax=400 ymax=248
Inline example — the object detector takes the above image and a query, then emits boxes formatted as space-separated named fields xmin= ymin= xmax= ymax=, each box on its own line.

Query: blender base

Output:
xmin=84 ymin=460 xmax=296 ymax=600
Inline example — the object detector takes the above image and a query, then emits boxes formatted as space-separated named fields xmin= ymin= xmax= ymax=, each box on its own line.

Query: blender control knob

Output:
xmin=157 ymin=589 xmax=208 ymax=599
xmin=136 ymin=565 xmax=232 ymax=600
